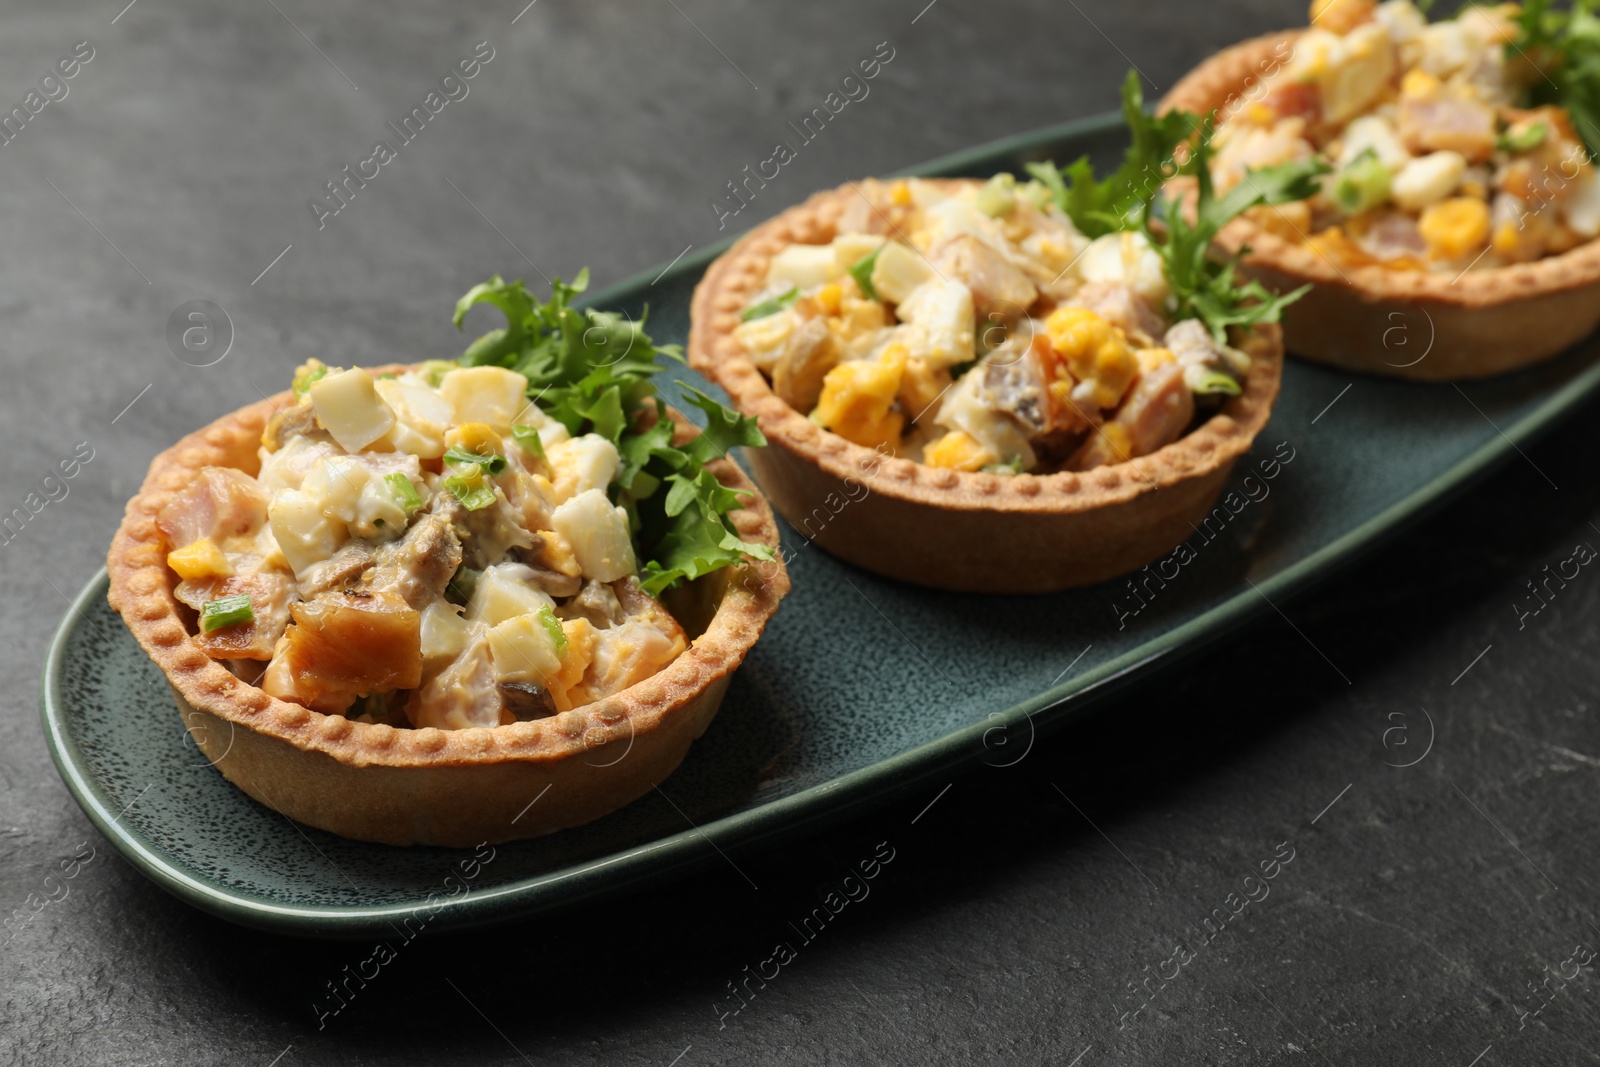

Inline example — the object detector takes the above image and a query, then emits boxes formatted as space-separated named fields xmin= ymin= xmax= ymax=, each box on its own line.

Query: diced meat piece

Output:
xmin=369 ymin=512 xmax=463 ymax=608
xmin=1070 ymin=282 xmax=1168 ymax=346
xmin=438 ymin=489 xmax=535 ymax=571
xmin=1261 ymin=84 xmax=1322 ymax=126
xmin=296 ymin=542 xmax=375 ymax=599
xmin=498 ymin=681 xmax=558 ymax=721
xmin=1355 ymin=211 xmax=1429 ymax=263
xmin=934 ymin=234 xmax=1039 ymax=324
xmin=506 ymin=533 xmax=584 ymax=598
xmin=1213 ymin=117 xmax=1317 ymax=191
xmin=1398 ymin=96 xmax=1496 ymax=162
xmin=267 ymin=590 xmax=423 ymax=708
xmin=835 ymin=180 xmax=914 ymax=236
xmin=404 ymin=633 xmax=503 ymax=730
xmin=260 ymin=401 xmax=328 ymax=453
xmin=1069 ymin=361 xmax=1194 ymax=470
xmin=982 ymin=352 xmax=1048 ymax=436
xmin=772 ymin=317 xmax=841 ymax=413
xmin=558 ymin=579 xmax=626 ymax=628
xmin=176 ymin=572 xmax=295 ymax=661
xmin=156 ymin=467 xmax=270 ymax=550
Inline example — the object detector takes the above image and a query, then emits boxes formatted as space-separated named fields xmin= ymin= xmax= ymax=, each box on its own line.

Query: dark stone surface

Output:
xmin=3 ymin=0 xmax=1599 ymax=1063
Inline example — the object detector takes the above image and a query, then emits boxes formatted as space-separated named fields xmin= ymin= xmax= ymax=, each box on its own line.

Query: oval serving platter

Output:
xmin=42 ymin=112 xmax=1600 ymax=937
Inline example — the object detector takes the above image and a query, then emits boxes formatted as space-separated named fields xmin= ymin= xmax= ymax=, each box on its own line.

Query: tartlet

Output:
xmin=689 ymin=179 xmax=1285 ymax=593
xmin=106 ymin=366 xmax=787 ymax=848
xmin=1163 ymin=4 xmax=1600 ymax=380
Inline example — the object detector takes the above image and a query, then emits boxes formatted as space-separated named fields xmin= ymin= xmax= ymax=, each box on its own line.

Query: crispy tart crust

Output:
xmin=688 ymin=180 xmax=1284 ymax=593
xmin=105 ymin=372 xmax=789 ymax=846
xmin=1162 ymin=31 xmax=1600 ymax=380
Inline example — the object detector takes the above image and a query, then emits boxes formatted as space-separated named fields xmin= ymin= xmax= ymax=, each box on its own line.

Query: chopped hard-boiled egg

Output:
xmin=870 ymin=241 xmax=936 ymax=304
xmin=268 ymin=488 xmax=347 ymax=577
xmin=833 ymin=233 xmax=886 ymax=273
xmin=437 ymin=366 xmax=531 ymax=429
xmin=1391 ymin=150 xmax=1466 ymax=211
xmin=419 ymin=601 xmax=473 ymax=665
xmin=895 ymin=278 xmax=976 ymax=368
xmin=375 ymin=377 xmax=454 ymax=459
xmin=550 ymin=489 xmax=636 ymax=582
xmin=488 ymin=613 xmax=564 ymax=685
xmin=1045 ymin=306 xmax=1139 ymax=411
xmin=547 ymin=434 xmax=621 ymax=504
xmin=922 ymin=429 xmax=993 ymax=471
xmin=812 ymin=348 xmax=907 ymax=451
xmin=309 ymin=368 xmax=396 ymax=453
xmin=767 ymin=243 xmax=842 ymax=290
xmin=1418 ymin=196 xmax=1490 ymax=259
xmin=732 ymin=308 xmax=798 ymax=372
xmin=1076 ymin=232 xmax=1170 ymax=307
xmin=167 ymin=537 xmax=233 ymax=581
xmin=468 ymin=563 xmax=556 ymax=626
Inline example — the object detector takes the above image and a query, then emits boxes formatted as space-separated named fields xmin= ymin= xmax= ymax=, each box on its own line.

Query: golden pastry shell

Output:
xmin=105 ymin=368 xmax=789 ymax=846
xmin=1161 ymin=31 xmax=1600 ymax=380
xmin=688 ymin=179 xmax=1285 ymax=593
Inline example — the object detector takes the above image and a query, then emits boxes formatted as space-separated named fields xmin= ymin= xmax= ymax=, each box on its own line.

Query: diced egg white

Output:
xmin=257 ymin=434 xmax=339 ymax=493
xmin=268 ymin=489 xmax=347 ymax=577
xmin=1338 ymin=115 xmax=1412 ymax=171
xmin=438 ymin=366 xmax=531 ymax=429
xmin=467 ymin=563 xmax=556 ymax=626
xmin=1565 ymin=173 xmax=1600 ymax=238
xmin=420 ymin=601 xmax=474 ymax=665
xmin=767 ymin=244 xmax=841 ymax=290
xmin=547 ymin=434 xmax=621 ymax=503
xmin=1077 ymin=231 xmax=1170 ymax=307
xmin=376 ymin=378 xmax=454 ymax=459
xmin=895 ymin=278 xmax=976 ymax=369
xmin=1391 ymin=151 xmax=1467 ymax=211
xmin=309 ymin=368 xmax=396 ymax=453
xmin=732 ymin=308 xmax=798 ymax=372
xmin=487 ymin=613 xmax=563 ymax=685
xmin=550 ymin=489 xmax=636 ymax=582
xmin=832 ymin=232 xmax=886 ymax=273
xmin=870 ymin=241 xmax=936 ymax=304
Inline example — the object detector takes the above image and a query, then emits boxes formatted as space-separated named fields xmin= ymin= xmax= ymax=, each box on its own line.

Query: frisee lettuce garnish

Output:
xmin=453 ymin=272 xmax=773 ymax=594
xmin=1026 ymin=71 xmax=1200 ymax=238
xmin=1029 ymin=69 xmax=1327 ymax=344
xmin=1147 ymin=130 xmax=1326 ymax=344
xmin=1513 ymin=0 xmax=1600 ymax=153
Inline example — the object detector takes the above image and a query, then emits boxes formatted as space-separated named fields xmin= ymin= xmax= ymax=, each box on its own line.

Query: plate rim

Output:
xmin=41 ymin=109 xmax=1600 ymax=936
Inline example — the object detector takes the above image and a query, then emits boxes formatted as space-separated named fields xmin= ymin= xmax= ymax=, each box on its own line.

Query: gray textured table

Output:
xmin=5 ymin=1 xmax=1600 ymax=1064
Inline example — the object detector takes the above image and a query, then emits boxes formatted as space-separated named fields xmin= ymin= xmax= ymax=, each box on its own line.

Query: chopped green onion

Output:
xmin=1333 ymin=149 xmax=1391 ymax=214
xmin=443 ymin=471 xmax=497 ymax=510
xmin=981 ymin=456 xmax=1025 ymax=475
xmin=384 ymin=472 xmax=424 ymax=515
xmin=1018 ymin=179 xmax=1054 ymax=211
xmin=1190 ymin=369 xmax=1244 ymax=396
xmin=974 ymin=173 xmax=1018 ymax=217
xmin=200 ymin=594 xmax=254 ymax=632
xmin=510 ymin=424 xmax=547 ymax=460
xmin=291 ymin=364 xmax=328 ymax=397
xmin=444 ymin=447 xmax=507 ymax=474
xmin=1497 ymin=121 xmax=1549 ymax=154
xmin=849 ymin=248 xmax=883 ymax=300
xmin=376 ymin=372 xmax=398 ymax=380
xmin=740 ymin=286 xmax=800 ymax=322
xmin=534 ymin=604 xmax=567 ymax=657
xmin=417 ymin=359 xmax=456 ymax=387
xmin=445 ymin=566 xmax=479 ymax=606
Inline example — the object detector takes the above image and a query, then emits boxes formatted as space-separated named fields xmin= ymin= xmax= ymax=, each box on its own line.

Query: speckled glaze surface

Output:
xmin=41 ymin=114 xmax=1600 ymax=937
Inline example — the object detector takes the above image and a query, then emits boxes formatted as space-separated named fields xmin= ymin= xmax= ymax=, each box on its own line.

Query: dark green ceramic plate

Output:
xmin=42 ymin=113 xmax=1600 ymax=937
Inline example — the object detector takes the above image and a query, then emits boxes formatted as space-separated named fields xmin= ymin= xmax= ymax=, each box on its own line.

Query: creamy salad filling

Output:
xmin=159 ymin=360 xmax=686 ymax=730
xmin=734 ymin=176 xmax=1252 ymax=473
xmin=1213 ymin=0 xmax=1600 ymax=270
